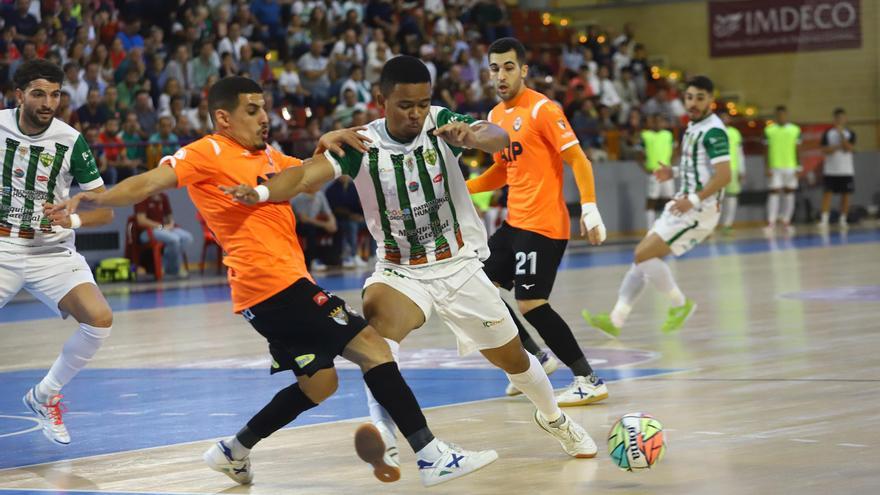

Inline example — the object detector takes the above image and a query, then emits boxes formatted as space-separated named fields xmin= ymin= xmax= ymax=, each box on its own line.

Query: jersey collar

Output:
xmin=502 ymin=87 xmax=531 ymax=111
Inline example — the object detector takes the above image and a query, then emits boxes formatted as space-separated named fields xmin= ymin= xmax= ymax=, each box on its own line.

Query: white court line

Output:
xmin=207 ymin=413 xmax=236 ymax=417
xmin=0 ymin=415 xmax=41 ymax=439
xmin=790 ymin=438 xmax=818 ymax=443
xmin=694 ymin=431 xmax=725 ymax=436
xmin=837 ymin=443 xmax=868 ymax=448
xmin=0 ymin=367 xmax=688 ymax=474
xmin=119 ymin=393 xmax=139 ymax=398
xmin=503 ymin=420 xmax=531 ymax=424
xmin=110 ymin=412 xmax=142 ymax=416
xmin=456 ymin=418 xmax=484 ymax=423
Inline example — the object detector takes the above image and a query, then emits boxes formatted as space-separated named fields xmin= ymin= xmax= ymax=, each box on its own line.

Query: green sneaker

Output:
xmin=661 ymin=299 xmax=697 ymax=333
xmin=582 ymin=310 xmax=620 ymax=338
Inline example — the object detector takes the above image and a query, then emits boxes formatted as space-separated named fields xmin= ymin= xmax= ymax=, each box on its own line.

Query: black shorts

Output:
xmin=483 ymin=222 xmax=568 ymax=300
xmin=242 ymin=278 xmax=367 ymax=377
xmin=824 ymin=176 xmax=854 ymax=194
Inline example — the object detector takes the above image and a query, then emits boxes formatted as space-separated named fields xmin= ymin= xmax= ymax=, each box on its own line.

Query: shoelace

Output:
xmin=44 ymin=395 xmax=67 ymax=426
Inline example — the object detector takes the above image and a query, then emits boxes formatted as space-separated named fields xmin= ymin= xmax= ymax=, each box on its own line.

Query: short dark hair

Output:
xmin=379 ymin=56 xmax=431 ymax=96
xmin=207 ymin=76 xmax=264 ymax=122
xmin=775 ymin=105 xmax=787 ymax=113
xmin=833 ymin=107 xmax=846 ymax=116
xmin=686 ymin=75 xmax=714 ymax=94
xmin=13 ymin=60 xmax=64 ymax=90
xmin=488 ymin=37 xmax=526 ymax=64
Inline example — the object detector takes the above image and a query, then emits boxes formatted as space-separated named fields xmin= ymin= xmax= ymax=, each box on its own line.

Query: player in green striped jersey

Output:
xmin=584 ymin=75 xmax=731 ymax=336
xmin=1 ymin=60 xmax=114 ymax=446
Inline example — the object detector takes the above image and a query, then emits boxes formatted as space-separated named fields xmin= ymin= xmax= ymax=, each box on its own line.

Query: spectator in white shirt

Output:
xmin=339 ymin=65 xmax=371 ymax=103
xmin=331 ymin=28 xmax=365 ymax=76
xmin=217 ymin=22 xmax=248 ymax=63
xmin=298 ymin=40 xmax=332 ymax=102
xmin=62 ymin=62 xmax=89 ymax=110
xmin=613 ymin=67 xmax=640 ymax=124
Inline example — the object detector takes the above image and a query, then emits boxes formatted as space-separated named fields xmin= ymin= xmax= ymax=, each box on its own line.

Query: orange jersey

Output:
xmin=489 ymin=88 xmax=579 ymax=240
xmin=162 ymin=133 xmax=310 ymax=312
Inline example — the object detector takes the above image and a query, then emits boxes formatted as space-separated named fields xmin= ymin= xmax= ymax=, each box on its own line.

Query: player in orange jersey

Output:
xmin=467 ymin=38 xmax=609 ymax=406
xmin=60 ymin=77 xmax=497 ymax=488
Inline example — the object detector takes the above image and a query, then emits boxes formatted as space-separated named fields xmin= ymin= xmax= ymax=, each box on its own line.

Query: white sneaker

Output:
xmin=417 ymin=440 xmax=498 ymax=487
xmin=342 ymin=257 xmax=356 ymax=268
xmin=311 ymin=260 xmax=328 ymax=271
xmin=533 ymin=410 xmax=597 ymax=458
xmin=556 ymin=375 xmax=609 ymax=407
xmin=353 ymin=255 xmax=369 ymax=268
xmin=355 ymin=423 xmax=400 ymax=483
xmin=203 ymin=440 xmax=254 ymax=485
xmin=782 ymin=222 xmax=796 ymax=236
xmin=506 ymin=352 xmax=560 ymax=396
xmin=23 ymin=388 xmax=70 ymax=445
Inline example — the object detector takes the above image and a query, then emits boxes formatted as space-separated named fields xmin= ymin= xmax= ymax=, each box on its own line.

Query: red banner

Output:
xmin=709 ymin=0 xmax=861 ymax=57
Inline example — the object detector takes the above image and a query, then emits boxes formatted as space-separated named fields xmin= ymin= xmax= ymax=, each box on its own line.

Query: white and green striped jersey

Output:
xmin=678 ymin=113 xmax=730 ymax=207
xmin=0 ymin=108 xmax=102 ymax=249
xmin=324 ymin=106 xmax=489 ymax=276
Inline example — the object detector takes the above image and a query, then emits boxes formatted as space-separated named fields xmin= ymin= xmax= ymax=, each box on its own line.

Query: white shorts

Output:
xmin=364 ymin=260 xmax=518 ymax=356
xmin=647 ymin=175 xmax=676 ymax=200
xmin=651 ymin=201 xmax=721 ymax=257
xmin=0 ymin=245 xmax=96 ymax=318
xmin=769 ymin=169 xmax=798 ymax=190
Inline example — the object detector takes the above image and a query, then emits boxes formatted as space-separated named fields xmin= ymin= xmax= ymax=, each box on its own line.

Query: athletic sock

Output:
xmin=363 ymin=362 xmax=434 ymax=453
xmin=36 ymin=323 xmax=111 ymax=401
xmin=507 ymin=353 xmax=562 ymax=421
xmin=523 ymin=304 xmax=593 ymax=376
xmin=503 ymin=300 xmax=541 ymax=355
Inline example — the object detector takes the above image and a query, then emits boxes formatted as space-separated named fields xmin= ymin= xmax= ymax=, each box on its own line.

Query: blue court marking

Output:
xmin=2 ymin=229 xmax=878 ymax=323
xmin=0 ymin=367 xmax=678 ymax=471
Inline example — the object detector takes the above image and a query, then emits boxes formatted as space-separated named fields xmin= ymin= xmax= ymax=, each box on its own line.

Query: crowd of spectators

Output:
xmin=0 ymin=0 xmax=695 ymax=269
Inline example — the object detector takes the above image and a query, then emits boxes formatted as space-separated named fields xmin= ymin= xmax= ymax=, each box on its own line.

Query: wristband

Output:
xmin=255 ymin=185 xmax=270 ymax=203
xmin=687 ymin=193 xmax=701 ymax=209
xmin=69 ymin=213 xmax=82 ymax=229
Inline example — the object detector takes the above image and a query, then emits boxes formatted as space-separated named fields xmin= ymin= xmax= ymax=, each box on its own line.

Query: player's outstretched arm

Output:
xmin=66 ymin=166 xmax=179 ymax=214
xmin=561 ymin=145 xmax=606 ymax=244
xmin=43 ymin=185 xmax=114 ymax=229
xmin=222 ymin=155 xmax=337 ymax=205
xmin=434 ymin=121 xmax=509 ymax=154
xmin=466 ymin=161 xmax=507 ymax=194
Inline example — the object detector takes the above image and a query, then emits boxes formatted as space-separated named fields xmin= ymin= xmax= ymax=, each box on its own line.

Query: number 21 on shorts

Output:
xmin=515 ymin=251 xmax=537 ymax=275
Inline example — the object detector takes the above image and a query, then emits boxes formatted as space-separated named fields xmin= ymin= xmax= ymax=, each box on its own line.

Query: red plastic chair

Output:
xmin=196 ymin=212 xmax=223 ymax=274
xmin=125 ymin=215 xmax=164 ymax=281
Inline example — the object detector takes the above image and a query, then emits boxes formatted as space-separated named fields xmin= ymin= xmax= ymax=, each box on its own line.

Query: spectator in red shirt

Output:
xmin=134 ymin=193 xmax=194 ymax=277
xmin=98 ymin=116 xmax=137 ymax=182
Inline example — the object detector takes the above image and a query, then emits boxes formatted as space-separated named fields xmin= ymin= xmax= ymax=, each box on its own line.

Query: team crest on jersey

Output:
xmin=17 ymin=146 xmax=27 ymax=156
xmin=38 ymin=152 xmax=55 ymax=167
xmin=329 ymin=306 xmax=349 ymax=325
xmin=405 ymin=156 xmax=415 ymax=172
xmin=408 ymin=181 xmax=419 ymax=192
xmin=557 ymin=119 xmax=566 ymax=130
xmin=423 ymin=147 xmax=437 ymax=166
xmin=13 ymin=168 xmax=24 ymax=178
xmin=513 ymin=116 xmax=522 ymax=131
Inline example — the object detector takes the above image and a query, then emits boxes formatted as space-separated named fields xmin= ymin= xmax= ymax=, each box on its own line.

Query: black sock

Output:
xmin=504 ymin=300 xmax=541 ymax=355
xmin=244 ymin=383 xmax=317 ymax=446
xmin=523 ymin=303 xmax=593 ymax=376
xmin=364 ymin=362 xmax=433 ymax=453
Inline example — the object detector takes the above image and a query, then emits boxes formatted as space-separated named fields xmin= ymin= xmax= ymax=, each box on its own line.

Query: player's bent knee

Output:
xmin=348 ymin=326 xmax=393 ymax=372
xmin=517 ymin=299 xmax=546 ymax=315
xmin=300 ymin=369 xmax=338 ymax=403
xmin=83 ymin=308 xmax=113 ymax=329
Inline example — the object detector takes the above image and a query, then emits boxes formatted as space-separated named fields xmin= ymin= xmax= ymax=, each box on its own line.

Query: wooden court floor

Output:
xmin=1 ymin=228 xmax=879 ymax=495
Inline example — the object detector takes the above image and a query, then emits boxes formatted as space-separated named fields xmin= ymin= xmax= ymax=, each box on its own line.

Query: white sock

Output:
xmin=36 ymin=323 xmax=111 ymax=402
xmin=364 ymin=339 xmax=399 ymax=434
xmin=782 ymin=193 xmax=796 ymax=223
xmin=228 ymin=436 xmax=251 ymax=460
xmin=639 ymin=258 xmax=686 ymax=307
xmin=840 ymin=214 xmax=848 ymax=224
xmin=507 ymin=353 xmax=561 ymax=422
xmin=610 ymin=263 xmax=646 ymax=327
xmin=416 ymin=438 xmax=443 ymax=462
xmin=722 ymin=196 xmax=738 ymax=227
xmin=645 ymin=209 xmax=656 ymax=229
xmin=820 ymin=211 xmax=830 ymax=224
xmin=767 ymin=193 xmax=780 ymax=225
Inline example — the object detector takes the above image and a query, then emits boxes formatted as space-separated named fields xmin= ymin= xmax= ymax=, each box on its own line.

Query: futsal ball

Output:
xmin=607 ymin=412 xmax=666 ymax=471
